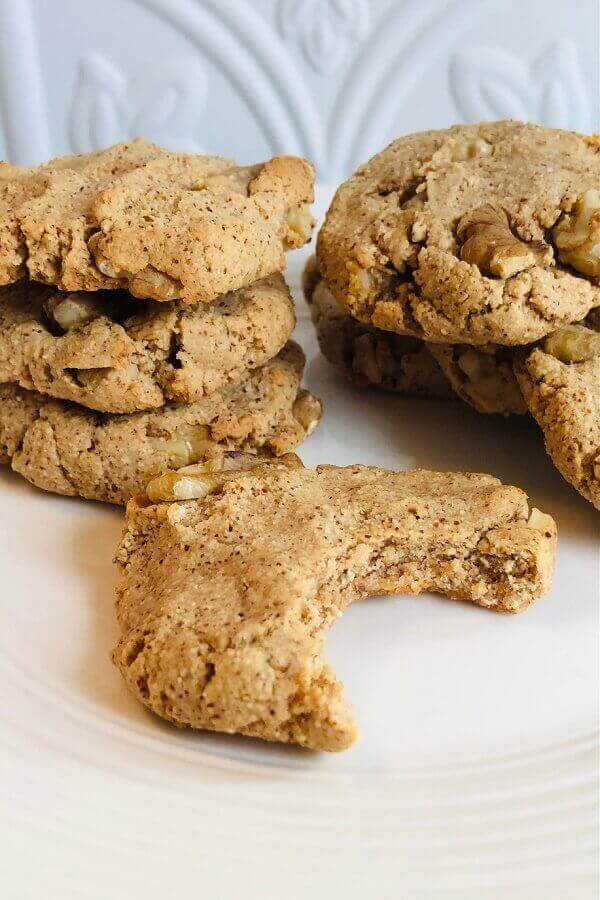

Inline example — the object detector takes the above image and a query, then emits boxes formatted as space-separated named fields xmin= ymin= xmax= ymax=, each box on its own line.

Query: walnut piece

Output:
xmin=292 ymin=390 xmax=322 ymax=436
xmin=553 ymin=189 xmax=600 ymax=278
xmin=447 ymin=137 xmax=492 ymax=162
xmin=458 ymin=204 xmax=551 ymax=279
xmin=44 ymin=293 xmax=109 ymax=332
xmin=543 ymin=324 xmax=600 ymax=363
xmin=527 ymin=508 xmax=556 ymax=534
xmin=148 ymin=424 xmax=221 ymax=469
xmin=346 ymin=260 xmax=376 ymax=299
xmin=352 ymin=334 xmax=381 ymax=384
xmin=146 ymin=452 xmax=303 ymax=502
xmin=284 ymin=203 xmax=315 ymax=249
xmin=86 ymin=232 xmax=120 ymax=279
xmin=88 ymin=231 xmax=183 ymax=300
xmin=146 ymin=467 xmax=225 ymax=503
xmin=457 ymin=348 xmax=525 ymax=414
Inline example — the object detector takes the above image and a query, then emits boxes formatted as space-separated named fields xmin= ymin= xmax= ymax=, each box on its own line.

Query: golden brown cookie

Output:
xmin=317 ymin=122 xmax=600 ymax=346
xmin=2 ymin=141 xmax=315 ymax=303
xmin=514 ymin=320 xmax=600 ymax=508
xmin=112 ymin=458 xmax=557 ymax=751
xmin=0 ymin=343 xmax=321 ymax=504
xmin=303 ymin=258 xmax=453 ymax=398
xmin=0 ymin=274 xmax=295 ymax=413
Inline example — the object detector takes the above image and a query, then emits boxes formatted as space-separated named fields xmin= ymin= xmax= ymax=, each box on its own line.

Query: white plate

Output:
xmin=1 ymin=191 xmax=598 ymax=899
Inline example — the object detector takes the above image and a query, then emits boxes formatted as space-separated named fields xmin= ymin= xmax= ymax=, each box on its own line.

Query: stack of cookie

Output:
xmin=0 ymin=140 xmax=321 ymax=503
xmin=307 ymin=121 xmax=600 ymax=509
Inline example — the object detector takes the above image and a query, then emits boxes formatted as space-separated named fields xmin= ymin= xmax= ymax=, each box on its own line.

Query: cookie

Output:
xmin=427 ymin=343 xmax=526 ymax=415
xmin=514 ymin=320 xmax=600 ymax=508
xmin=303 ymin=258 xmax=453 ymax=398
xmin=317 ymin=122 xmax=600 ymax=346
xmin=0 ymin=343 xmax=322 ymax=504
xmin=2 ymin=141 xmax=315 ymax=303
xmin=111 ymin=458 xmax=556 ymax=751
xmin=1 ymin=141 xmax=169 ymax=288
xmin=0 ymin=274 xmax=295 ymax=413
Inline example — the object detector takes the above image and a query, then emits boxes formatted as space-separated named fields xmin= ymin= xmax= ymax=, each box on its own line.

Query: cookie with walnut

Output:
xmin=317 ymin=121 xmax=600 ymax=346
xmin=0 ymin=342 xmax=322 ymax=505
xmin=303 ymin=257 xmax=523 ymax=412
xmin=1 ymin=141 xmax=315 ymax=304
xmin=303 ymin=257 xmax=453 ymax=399
xmin=514 ymin=318 xmax=600 ymax=509
xmin=426 ymin=343 xmax=526 ymax=416
xmin=0 ymin=274 xmax=295 ymax=413
xmin=112 ymin=457 xmax=556 ymax=751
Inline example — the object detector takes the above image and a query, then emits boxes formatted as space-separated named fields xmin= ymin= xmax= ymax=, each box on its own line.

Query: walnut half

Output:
xmin=457 ymin=204 xmax=551 ymax=279
xmin=553 ymin=189 xmax=600 ymax=278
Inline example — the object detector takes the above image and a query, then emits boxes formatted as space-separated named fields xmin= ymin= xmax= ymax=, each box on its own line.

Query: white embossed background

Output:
xmin=0 ymin=0 xmax=598 ymax=178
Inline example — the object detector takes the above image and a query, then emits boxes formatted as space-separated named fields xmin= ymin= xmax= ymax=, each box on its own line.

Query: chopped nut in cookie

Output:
xmin=317 ymin=122 xmax=600 ymax=346
xmin=2 ymin=343 xmax=321 ymax=505
xmin=148 ymin=424 xmax=217 ymax=469
xmin=553 ymin=189 xmax=600 ymax=278
xmin=543 ymin=324 xmax=600 ymax=364
xmin=292 ymin=391 xmax=322 ymax=436
xmin=44 ymin=293 xmax=113 ymax=332
xmin=457 ymin=204 xmax=551 ymax=279
xmin=0 ymin=274 xmax=296 ymax=414
xmin=145 ymin=452 xmax=302 ymax=502
xmin=284 ymin=203 xmax=315 ymax=249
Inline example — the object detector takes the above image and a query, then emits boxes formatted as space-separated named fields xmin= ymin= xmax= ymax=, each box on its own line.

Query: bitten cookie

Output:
xmin=0 ymin=274 xmax=295 ymax=413
xmin=2 ymin=141 xmax=315 ymax=303
xmin=303 ymin=257 xmax=453 ymax=398
xmin=317 ymin=122 xmax=600 ymax=346
xmin=112 ymin=458 xmax=556 ymax=751
xmin=0 ymin=343 xmax=322 ymax=504
xmin=514 ymin=320 xmax=600 ymax=508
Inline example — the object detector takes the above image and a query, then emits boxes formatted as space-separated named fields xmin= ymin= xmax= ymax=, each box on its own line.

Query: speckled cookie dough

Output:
xmin=0 ymin=274 xmax=295 ymax=413
xmin=514 ymin=319 xmax=600 ymax=509
xmin=0 ymin=342 xmax=322 ymax=504
xmin=112 ymin=458 xmax=557 ymax=751
xmin=1 ymin=141 xmax=315 ymax=303
xmin=317 ymin=122 xmax=600 ymax=346
xmin=303 ymin=257 xmax=453 ymax=398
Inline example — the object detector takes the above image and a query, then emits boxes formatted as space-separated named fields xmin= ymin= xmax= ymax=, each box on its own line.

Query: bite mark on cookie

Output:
xmin=111 ymin=461 xmax=557 ymax=751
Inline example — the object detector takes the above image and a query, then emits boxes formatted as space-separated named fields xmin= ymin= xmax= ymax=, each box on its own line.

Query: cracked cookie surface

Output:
xmin=0 ymin=274 xmax=295 ymax=413
xmin=0 ymin=342 xmax=322 ymax=504
xmin=514 ymin=318 xmax=600 ymax=508
xmin=111 ymin=458 xmax=556 ymax=751
xmin=317 ymin=121 xmax=600 ymax=346
xmin=303 ymin=257 xmax=453 ymax=398
xmin=1 ymin=141 xmax=315 ymax=303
